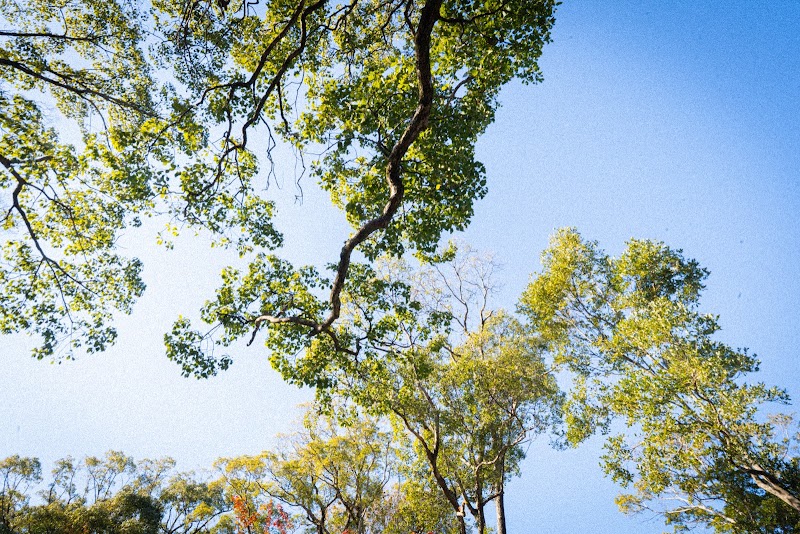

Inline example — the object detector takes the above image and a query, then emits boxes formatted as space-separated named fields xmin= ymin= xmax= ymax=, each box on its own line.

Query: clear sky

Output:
xmin=2 ymin=1 xmax=800 ymax=533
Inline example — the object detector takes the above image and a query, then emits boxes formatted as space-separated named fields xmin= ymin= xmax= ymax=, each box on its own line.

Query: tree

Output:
xmin=214 ymin=407 xmax=395 ymax=534
xmin=0 ymin=451 xmax=227 ymax=534
xmin=437 ymin=313 xmax=562 ymax=534
xmin=519 ymin=228 xmax=800 ymax=532
xmin=300 ymin=246 xmax=562 ymax=534
xmin=377 ymin=313 xmax=560 ymax=534
xmin=162 ymin=0 xmax=558 ymax=380
xmin=1 ymin=0 xmax=558 ymax=366
xmin=0 ymin=455 xmax=41 ymax=533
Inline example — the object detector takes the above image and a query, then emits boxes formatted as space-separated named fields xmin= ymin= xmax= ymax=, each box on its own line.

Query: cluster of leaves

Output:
xmin=273 ymin=246 xmax=565 ymax=534
xmin=1 ymin=0 xmax=558 ymax=362
xmin=230 ymin=495 xmax=292 ymax=534
xmin=519 ymin=228 xmax=800 ymax=532
xmin=188 ymin=245 xmax=563 ymax=534
xmin=0 ymin=450 xmax=227 ymax=534
xmin=0 ymin=0 xmax=155 ymax=358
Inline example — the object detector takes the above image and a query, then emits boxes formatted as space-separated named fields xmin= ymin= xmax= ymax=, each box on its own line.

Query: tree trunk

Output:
xmin=495 ymin=492 xmax=507 ymax=534
xmin=747 ymin=465 xmax=800 ymax=512
xmin=458 ymin=514 xmax=467 ymax=534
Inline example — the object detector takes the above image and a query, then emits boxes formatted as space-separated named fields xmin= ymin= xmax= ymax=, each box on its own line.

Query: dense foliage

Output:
xmin=3 ymin=1 xmax=798 ymax=532
xmin=0 ymin=0 xmax=556 ymax=364
xmin=521 ymin=229 xmax=800 ymax=532
xmin=0 ymin=451 xmax=227 ymax=534
xmin=0 ymin=416 xmax=453 ymax=534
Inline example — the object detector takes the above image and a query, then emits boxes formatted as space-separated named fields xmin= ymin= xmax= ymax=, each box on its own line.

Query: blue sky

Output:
xmin=2 ymin=1 xmax=800 ymax=532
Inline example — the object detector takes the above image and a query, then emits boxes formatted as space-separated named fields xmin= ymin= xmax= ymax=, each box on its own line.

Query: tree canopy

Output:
xmin=520 ymin=228 xmax=800 ymax=532
xmin=0 ymin=0 xmax=557 ymax=363
xmin=225 ymin=244 xmax=566 ymax=533
xmin=4 ymin=2 xmax=799 ymax=533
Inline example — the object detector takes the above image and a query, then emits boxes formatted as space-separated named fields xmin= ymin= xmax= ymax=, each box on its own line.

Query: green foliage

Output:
xmin=0 ymin=0 xmax=162 ymax=359
xmin=1 ymin=0 xmax=559 ymax=363
xmin=374 ymin=478 xmax=459 ymax=534
xmin=519 ymin=228 xmax=800 ymax=531
xmin=710 ymin=456 xmax=800 ymax=533
xmin=215 ymin=408 xmax=396 ymax=534
xmin=0 ymin=451 xmax=230 ymax=534
xmin=151 ymin=0 xmax=555 ymax=257
xmin=0 ymin=455 xmax=42 ymax=532
xmin=0 ymin=3 xmax=176 ymax=357
xmin=165 ymin=253 xmax=334 ymax=378
xmin=381 ymin=312 xmax=561 ymax=533
xmin=284 ymin=245 xmax=564 ymax=533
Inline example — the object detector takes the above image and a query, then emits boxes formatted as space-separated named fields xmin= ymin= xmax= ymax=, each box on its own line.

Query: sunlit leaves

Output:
xmin=0 ymin=0 xmax=158 ymax=359
xmin=165 ymin=255 xmax=328 ymax=378
xmin=0 ymin=451 xmax=228 ymax=534
xmin=2 ymin=1 xmax=558 ymax=361
xmin=519 ymin=228 xmax=800 ymax=531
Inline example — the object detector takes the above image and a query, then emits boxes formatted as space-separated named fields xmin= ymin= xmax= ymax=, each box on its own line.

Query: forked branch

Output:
xmin=247 ymin=0 xmax=444 ymax=348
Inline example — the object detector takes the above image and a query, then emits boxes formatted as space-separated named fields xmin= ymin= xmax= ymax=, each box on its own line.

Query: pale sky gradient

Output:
xmin=2 ymin=2 xmax=800 ymax=533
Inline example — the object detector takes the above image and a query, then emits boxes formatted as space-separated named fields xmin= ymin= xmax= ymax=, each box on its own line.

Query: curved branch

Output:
xmin=0 ymin=30 xmax=108 ymax=42
xmin=322 ymin=0 xmax=442 ymax=330
xmin=0 ymin=154 xmax=95 ymax=295
xmin=246 ymin=0 xmax=443 ymax=351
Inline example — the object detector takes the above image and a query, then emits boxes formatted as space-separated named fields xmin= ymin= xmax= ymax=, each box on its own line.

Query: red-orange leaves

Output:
xmin=232 ymin=495 xmax=292 ymax=534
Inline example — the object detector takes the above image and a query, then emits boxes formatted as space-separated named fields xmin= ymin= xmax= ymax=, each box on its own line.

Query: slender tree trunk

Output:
xmin=495 ymin=452 xmax=507 ymax=534
xmin=317 ymin=509 xmax=326 ymax=534
xmin=477 ymin=505 xmax=486 ymax=534
xmin=458 ymin=514 xmax=467 ymax=534
xmin=495 ymin=491 xmax=507 ymax=534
